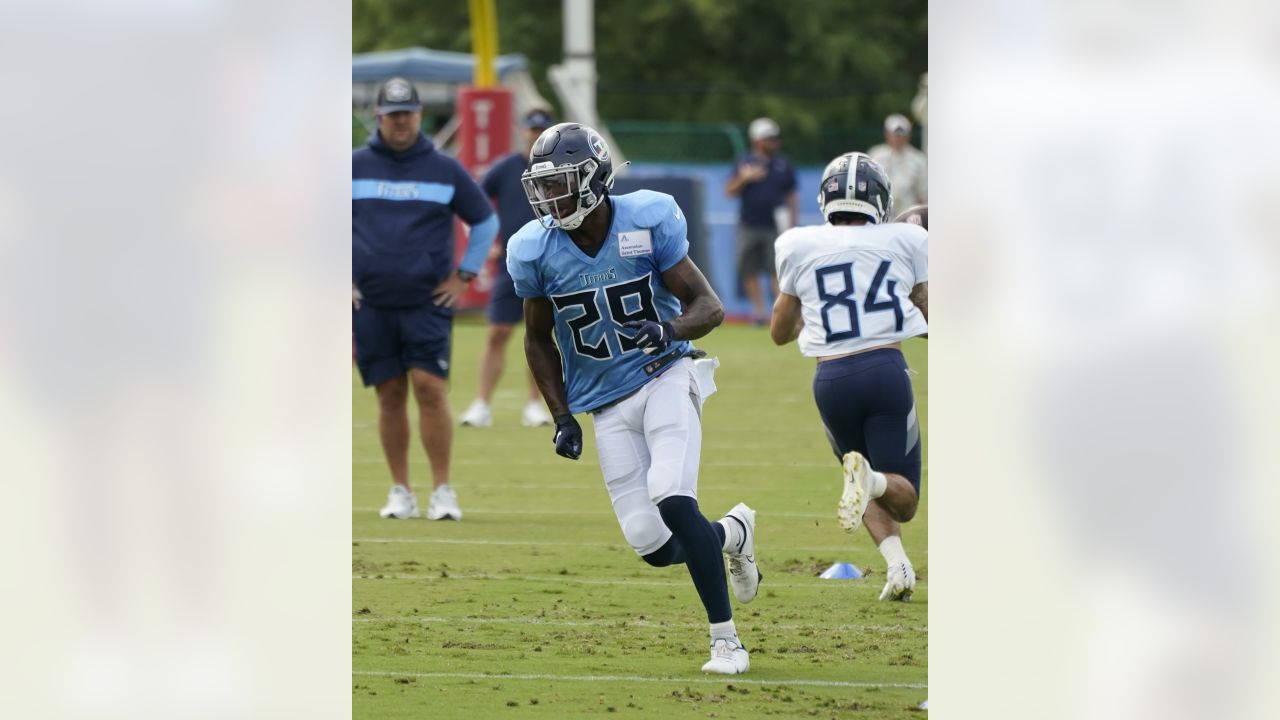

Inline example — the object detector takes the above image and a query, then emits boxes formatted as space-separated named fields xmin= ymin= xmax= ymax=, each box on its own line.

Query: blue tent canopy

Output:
xmin=352 ymin=47 xmax=529 ymax=84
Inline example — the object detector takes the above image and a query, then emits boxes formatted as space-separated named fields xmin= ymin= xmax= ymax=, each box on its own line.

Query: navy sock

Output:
xmin=657 ymin=495 xmax=732 ymax=624
xmin=641 ymin=536 xmax=686 ymax=567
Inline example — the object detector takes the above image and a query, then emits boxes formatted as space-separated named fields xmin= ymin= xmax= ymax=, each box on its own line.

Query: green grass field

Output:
xmin=353 ymin=319 xmax=928 ymax=718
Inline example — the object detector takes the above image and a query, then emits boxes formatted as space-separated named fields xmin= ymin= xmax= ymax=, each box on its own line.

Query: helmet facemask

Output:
xmin=522 ymin=158 xmax=602 ymax=231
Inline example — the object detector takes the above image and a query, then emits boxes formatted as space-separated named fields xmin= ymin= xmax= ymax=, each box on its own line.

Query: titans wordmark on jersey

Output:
xmin=775 ymin=222 xmax=928 ymax=357
xmin=507 ymin=190 xmax=694 ymax=413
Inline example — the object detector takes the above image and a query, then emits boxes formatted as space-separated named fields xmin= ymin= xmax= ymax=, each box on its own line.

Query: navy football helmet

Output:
xmin=818 ymin=152 xmax=892 ymax=224
xmin=521 ymin=122 xmax=618 ymax=230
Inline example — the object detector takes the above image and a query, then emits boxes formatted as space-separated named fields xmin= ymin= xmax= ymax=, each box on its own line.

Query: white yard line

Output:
xmin=350 ymin=535 xmax=931 ymax=550
xmin=354 ymin=483 xmax=600 ymax=490
xmin=352 ymin=614 xmax=925 ymax=634
xmin=351 ymin=507 xmax=848 ymax=519
xmin=355 ymin=537 xmax=578 ymax=546
xmin=352 ymin=458 xmax=838 ymax=468
xmin=352 ymin=669 xmax=926 ymax=690
xmin=351 ymin=571 xmax=927 ymax=591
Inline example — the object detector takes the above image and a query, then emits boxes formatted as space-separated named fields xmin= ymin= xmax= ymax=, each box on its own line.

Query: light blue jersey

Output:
xmin=507 ymin=190 xmax=694 ymax=413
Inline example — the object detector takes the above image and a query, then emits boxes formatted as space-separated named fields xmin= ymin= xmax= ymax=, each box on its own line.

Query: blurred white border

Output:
xmin=0 ymin=1 xmax=352 ymax=717
xmin=932 ymin=1 xmax=1280 ymax=718
xmin=3 ymin=0 xmax=1278 ymax=717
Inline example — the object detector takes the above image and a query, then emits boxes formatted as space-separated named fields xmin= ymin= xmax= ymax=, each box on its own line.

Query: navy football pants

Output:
xmin=812 ymin=348 xmax=922 ymax=492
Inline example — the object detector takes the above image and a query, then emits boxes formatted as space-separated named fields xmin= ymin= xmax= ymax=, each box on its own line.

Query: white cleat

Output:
xmin=459 ymin=400 xmax=492 ymax=427
xmin=701 ymin=637 xmax=750 ymax=675
xmin=521 ymin=401 xmax=552 ymax=427
xmin=837 ymin=451 xmax=874 ymax=533
xmin=879 ymin=560 xmax=916 ymax=602
xmin=426 ymin=484 xmax=463 ymax=521
xmin=379 ymin=485 xmax=419 ymax=519
xmin=723 ymin=503 xmax=761 ymax=604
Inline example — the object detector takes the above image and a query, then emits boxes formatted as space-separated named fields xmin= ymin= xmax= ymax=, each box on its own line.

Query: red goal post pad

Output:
xmin=454 ymin=86 xmax=514 ymax=311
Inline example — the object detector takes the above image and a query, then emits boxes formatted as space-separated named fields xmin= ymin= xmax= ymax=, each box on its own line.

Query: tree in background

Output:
xmin=352 ymin=0 xmax=927 ymax=163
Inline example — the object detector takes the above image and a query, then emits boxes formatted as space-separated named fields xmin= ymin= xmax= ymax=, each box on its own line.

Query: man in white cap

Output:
xmin=725 ymin=117 xmax=798 ymax=325
xmin=868 ymin=113 xmax=928 ymax=212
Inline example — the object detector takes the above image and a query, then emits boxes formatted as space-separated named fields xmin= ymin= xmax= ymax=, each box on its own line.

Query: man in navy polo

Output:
xmin=352 ymin=77 xmax=498 ymax=521
xmin=457 ymin=109 xmax=557 ymax=429
xmin=724 ymin=117 xmax=798 ymax=325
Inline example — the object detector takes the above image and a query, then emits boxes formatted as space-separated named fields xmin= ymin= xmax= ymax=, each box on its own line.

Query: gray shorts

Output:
xmin=736 ymin=223 xmax=778 ymax=279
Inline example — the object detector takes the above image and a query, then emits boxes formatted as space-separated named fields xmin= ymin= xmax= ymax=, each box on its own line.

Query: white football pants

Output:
xmin=592 ymin=358 xmax=706 ymax=556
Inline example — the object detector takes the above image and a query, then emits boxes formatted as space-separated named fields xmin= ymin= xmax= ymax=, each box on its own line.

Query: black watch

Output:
xmin=456 ymin=269 xmax=477 ymax=282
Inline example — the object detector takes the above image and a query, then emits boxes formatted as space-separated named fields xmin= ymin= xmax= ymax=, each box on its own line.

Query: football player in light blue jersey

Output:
xmin=508 ymin=186 xmax=692 ymax=413
xmin=507 ymin=123 xmax=760 ymax=675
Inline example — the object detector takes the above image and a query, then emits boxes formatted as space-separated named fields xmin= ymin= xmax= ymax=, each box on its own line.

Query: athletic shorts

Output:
xmin=735 ymin=223 xmax=778 ymax=279
xmin=352 ymin=301 xmax=452 ymax=387
xmin=487 ymin=264 xmax=524 ymax=325
xmin=812 ymin=348 xmax=922 ymax=492
xmin=591 ymin=358 xmax=709 ymax=556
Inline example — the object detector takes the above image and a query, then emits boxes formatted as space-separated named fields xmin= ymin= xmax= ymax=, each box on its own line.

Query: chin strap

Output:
xmin=601 ymin=160 xmax=630 ymax=190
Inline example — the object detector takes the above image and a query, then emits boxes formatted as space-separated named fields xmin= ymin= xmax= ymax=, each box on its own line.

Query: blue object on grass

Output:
xmin=818 ymin=562 xmax=863 ymax=579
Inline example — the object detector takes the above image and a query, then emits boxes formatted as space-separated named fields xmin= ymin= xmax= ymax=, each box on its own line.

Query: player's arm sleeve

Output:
xmin=449 ymin=162 xmax=498 ymax=274
xmin=506 ymin=235 xmax=544 ymax=298
xmin=775 ymin=232 xmax=798 ymax=294
xmin=653 ymin=197 xmax=690 ymax=272
xmin=458 ymin=215 xmax=498 ymax=274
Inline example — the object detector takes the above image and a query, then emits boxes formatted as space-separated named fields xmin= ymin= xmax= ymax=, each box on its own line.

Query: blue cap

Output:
xmin=376 ymin=77 xmax=421 ymax=115
xmin=818 ymin=562 xmax=863 ymax=580
xmin=524 ymin=109 xmax=555 ymax=129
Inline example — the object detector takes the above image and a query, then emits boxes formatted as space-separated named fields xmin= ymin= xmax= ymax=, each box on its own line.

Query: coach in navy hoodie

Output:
xmin=353 ymin=77 xmax=497 ymax=523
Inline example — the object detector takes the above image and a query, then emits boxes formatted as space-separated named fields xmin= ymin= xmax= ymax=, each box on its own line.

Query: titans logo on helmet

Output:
xmin=589 ymin=132 xmax=610 ymax=162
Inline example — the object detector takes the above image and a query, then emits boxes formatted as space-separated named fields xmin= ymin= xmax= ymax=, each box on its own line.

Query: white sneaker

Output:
xmin=879 ymin=560 xmax=916 ymax=602
xmin=701 ymin=637 xmax=750 ymax=674
xmin=521 ymin=400 xmax=552 ymax=427
xmin=426 ymin=484 xmax=463 ymax=521
xmin=379 ymin=485 xmax=419 ymax=519
xmin=459 ymin=400 xmax=492 ymax=427
xmin=723 ymin=503 xmax=761 ymax=604
xmin=837 ymin=451 xmax=874 ymax=533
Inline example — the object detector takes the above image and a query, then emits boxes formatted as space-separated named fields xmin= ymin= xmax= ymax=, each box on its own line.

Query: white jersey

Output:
xmin=775 ymin=222 xmax=928 ymax=357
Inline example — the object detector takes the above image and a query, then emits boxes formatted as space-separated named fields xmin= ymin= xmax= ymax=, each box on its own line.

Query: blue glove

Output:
xmin=621 ymin=320 xmax=676 ymax=355
xmin=553 ymin=413 xmax=583 ymax=460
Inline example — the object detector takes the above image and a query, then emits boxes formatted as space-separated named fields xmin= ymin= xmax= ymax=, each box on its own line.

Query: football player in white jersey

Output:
xmin=770 ymin=152 xmax=928 ymax=602
xmin=508 ymin=123 xmax=762 ymax=674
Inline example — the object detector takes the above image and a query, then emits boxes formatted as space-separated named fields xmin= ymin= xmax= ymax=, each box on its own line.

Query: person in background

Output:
xmin=352 ymin=77 xmax=498 ymax=521
xmin=725 ymin=117 xmax=798 ymax=325
xmin=868 ymin=113 xmax=928 ymax=212
xmin=457 ymin=109 xmax=558 ymax=429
